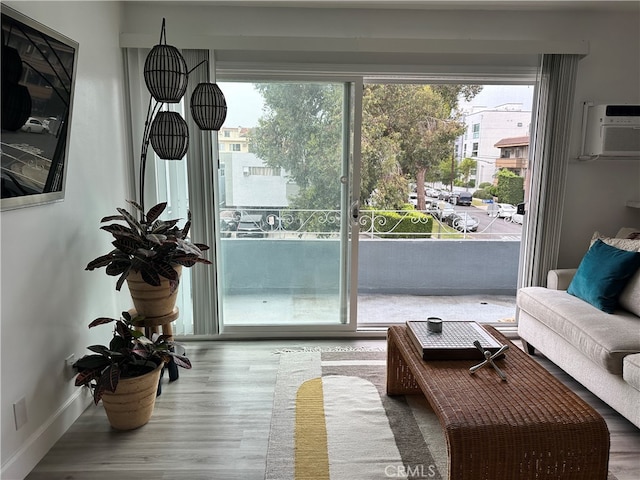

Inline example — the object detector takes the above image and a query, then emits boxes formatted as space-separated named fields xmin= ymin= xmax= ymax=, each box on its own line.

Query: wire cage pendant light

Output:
xmin=138 ymin=18 xmax=228 ymax=213
xmin=149 ymin=111 xmax=189 ymax=160
xmin=190 ymin=82 xmax=227 ymax=131
xmin=143 ymin=44 xmax=189 ymax=103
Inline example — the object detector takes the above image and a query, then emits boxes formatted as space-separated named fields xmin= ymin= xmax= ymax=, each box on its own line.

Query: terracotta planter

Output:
xmin=101 ymin=363 xmax=163 ymax=430
xmin=126 ymin=265 xmax=182 ymax=318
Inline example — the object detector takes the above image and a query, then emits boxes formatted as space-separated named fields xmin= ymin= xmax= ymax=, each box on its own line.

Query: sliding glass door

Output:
xmin=215 ymin=81 xmax=357 ymax=333
xmin=356 ymin=82 xmax=535 ymax=328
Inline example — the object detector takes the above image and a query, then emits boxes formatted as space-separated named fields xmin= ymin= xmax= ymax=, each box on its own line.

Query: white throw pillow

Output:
xmin=591 ymin=231 xmax=640 ymax=252
xmin=590 ymin=231 xmax=640 ymax=315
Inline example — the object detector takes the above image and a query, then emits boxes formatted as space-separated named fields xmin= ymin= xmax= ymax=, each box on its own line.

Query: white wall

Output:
xmin=223 ymin=153 xmax=290 ymax=208
xmin=560 ymin=12 xmax=640 ymax=266
xmin=0 ymin=2 xmax=130 ymax=478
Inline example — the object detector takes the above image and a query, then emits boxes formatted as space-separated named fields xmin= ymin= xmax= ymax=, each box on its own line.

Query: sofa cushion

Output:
xmin=619 ymin=273 xmax=640 ymax=317
xmin=517 ymin=286 xmax=640 ymax=375
xmin=567 ymin=239 xmax=640 ymax=313
xmin=615 ymin=227 xmax=640 ymax=239
xmin=623 ymin=353 xmax=640 ymax=392
xmin=591 ymin=231 xmax=640 ymax=316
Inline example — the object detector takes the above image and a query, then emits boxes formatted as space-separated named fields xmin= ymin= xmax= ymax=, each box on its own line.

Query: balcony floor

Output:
xmin=358 ymin=293 xmax=517 ymax=325
xmin=220 ymin=293 xmax=517 ymax=327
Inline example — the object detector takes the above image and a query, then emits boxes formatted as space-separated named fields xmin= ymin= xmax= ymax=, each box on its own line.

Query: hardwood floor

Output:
xmin=25 ymin=337 xmax=639 ymax=480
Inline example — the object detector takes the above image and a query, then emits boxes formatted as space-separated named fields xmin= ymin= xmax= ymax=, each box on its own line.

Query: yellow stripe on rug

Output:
xmin=295 ymin=378 xmax=330 ymax=480
xmin=295 ymin=375 xmax=405 ymax=479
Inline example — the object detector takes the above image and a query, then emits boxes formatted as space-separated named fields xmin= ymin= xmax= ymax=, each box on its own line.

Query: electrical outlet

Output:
xmin=65 ymin=354 xmax=75 ymax=369
xmin=64 ymin=354 xmax=76 ymax=380
xmin=13 ymin=397 xmax=27 ymax=430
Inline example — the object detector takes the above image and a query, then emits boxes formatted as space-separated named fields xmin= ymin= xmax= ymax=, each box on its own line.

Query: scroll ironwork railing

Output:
xmin=219 ymin=207 xmax=522 ymax=240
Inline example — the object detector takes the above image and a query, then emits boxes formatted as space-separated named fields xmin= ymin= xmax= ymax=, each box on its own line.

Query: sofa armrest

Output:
xmin=547 ymin=269 xmax=578 ymax=290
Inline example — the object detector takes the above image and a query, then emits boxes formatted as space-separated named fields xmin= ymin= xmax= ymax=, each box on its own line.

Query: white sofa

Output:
xmin=517 ymin=230 xmax=640 ymax=428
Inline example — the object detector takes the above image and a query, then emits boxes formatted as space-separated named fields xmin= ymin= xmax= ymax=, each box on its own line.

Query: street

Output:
xmin=452 ymin=203 xmax=523 ymax=237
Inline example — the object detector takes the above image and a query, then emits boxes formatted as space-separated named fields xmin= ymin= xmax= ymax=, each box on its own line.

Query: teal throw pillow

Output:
xmin=567 ymin=239 xmax=640 ymax=313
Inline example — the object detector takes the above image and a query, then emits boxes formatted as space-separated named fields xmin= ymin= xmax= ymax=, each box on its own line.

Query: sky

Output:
xmin=219 ymin=82 xmax=264 ymax=128
xmin=218 ymin=82 xmax=536 ymax=128
xmin=457 ymin=84 xmax=535 ymax=113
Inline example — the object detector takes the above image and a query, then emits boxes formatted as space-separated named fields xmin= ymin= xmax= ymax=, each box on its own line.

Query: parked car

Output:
xmin=236 ymin=214 xmax=267 ymax=238
xmin=220 ymin=211 xmax=240 ymax=238
xmin=505 ymin=213 xmax=524 ymax=225
xmin=426 ymin=188 xmax=439 ymax=198
xmin=408 ymin=193 xmax=418 ymax=208
xmin=456 ymin=192 xmax=473 ymax=206
xmin=438 ymin=191 xmax=451 ymax=201
xmin=448 ymin=212 xmax=479 ymax=232
xmin=20 ymin=117 xmax=47 ymax=134
xmin=433 ymin=201 xmax=455 ymax=221
xmin=488 ymin=203 xmax=517 ymax=218
xmin=42 ymin=116 xmax=60 ymax=135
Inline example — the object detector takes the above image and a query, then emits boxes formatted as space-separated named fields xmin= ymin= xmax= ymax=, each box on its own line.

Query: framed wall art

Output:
xmin=1 ymin=5 xmax=79 ymax=211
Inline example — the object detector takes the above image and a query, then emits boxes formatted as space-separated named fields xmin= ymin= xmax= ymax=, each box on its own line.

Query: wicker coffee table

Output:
xmin=387 ymin=325 xmax=610 ymax=480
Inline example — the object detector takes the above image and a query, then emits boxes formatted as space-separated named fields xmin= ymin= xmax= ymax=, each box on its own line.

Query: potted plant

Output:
xmin=85 ymin=200 xmax=211 ymax=317
xmin=73 ymin=311 xmax=192 ymax=430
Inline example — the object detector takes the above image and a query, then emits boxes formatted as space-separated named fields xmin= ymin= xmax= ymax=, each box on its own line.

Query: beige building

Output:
xmin=494 ymin=135 xmax=530 ymax=202
xmin=218 ymin=126 xmax=250 ymax=153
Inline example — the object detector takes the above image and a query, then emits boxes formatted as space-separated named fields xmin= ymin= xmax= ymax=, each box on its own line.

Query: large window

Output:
xmin=143 ymin=65 xmax=535 ymax=335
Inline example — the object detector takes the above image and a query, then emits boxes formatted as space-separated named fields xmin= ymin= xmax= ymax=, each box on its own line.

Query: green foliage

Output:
xmin=486 ymin=185 xmax=499 ymax=197
xmin=85 ymin=201 xmax=211 ymax=291
xmin=361 ymin=84 xmax=467 ymax=210
xmin=479 ymin=182 xmax=493 ymax=190
xmin=437 ymin=157 xmax=458 ymax=187
xmin=250 ymin=83 xmax=343 ymax=209
xmin=249 ymin=82 xmax=482 ymax=210
xmin=368 ymin=175 xmax=410 ymax=209
xmin=359 ymin=209 xmax=432 ymax=238
xmin=495 ymin=169 xmax=525 ymax=205
xmin=73 ymin=312 xmax=191 ymax=404
xmin=472 ymin=189 xmax=493 ymax=200
xmin=458 ymin=157 xmax=476 ymax=186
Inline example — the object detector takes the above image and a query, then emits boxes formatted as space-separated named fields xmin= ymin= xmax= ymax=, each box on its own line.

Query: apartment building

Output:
xmin=456 ymin=104 xmax=531 ymax=186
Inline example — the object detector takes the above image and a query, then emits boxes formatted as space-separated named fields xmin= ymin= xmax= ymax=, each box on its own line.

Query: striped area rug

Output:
xmin=266 ymin=350 xmax=620 ymax=480
xmin=265 ymin=350 xmax=447 ymax=480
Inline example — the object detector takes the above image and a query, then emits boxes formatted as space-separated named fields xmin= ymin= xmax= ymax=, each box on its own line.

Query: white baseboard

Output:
xmin=1 ymin=389 xmax=91 ymax=480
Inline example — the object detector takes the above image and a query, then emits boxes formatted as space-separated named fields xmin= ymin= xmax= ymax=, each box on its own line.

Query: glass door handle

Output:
xmin=351 ymin=200 xmax=360 ymax=221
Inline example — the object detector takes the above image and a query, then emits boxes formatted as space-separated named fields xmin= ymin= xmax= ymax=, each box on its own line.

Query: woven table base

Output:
xmin=387 ymin=325 xmax=610 ymax=480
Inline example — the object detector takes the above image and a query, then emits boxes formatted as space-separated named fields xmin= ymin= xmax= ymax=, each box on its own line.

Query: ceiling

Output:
xmin=139 ymin=0 xmax=640 ymax=12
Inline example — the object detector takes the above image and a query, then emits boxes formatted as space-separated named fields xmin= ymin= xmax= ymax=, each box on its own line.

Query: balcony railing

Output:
xmin=220 ymin=207 xmax=522 ymax=240
xmin=496 ymin=157 xmax=528 ymax=170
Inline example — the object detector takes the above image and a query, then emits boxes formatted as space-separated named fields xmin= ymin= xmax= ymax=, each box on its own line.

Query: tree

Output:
xmin=250 ymin=82 xmax=482 ymax=212
xmin=458 ymin=157 xmax=477 ymax=188
xmin=250 ymin=83 xmax=343 ymax=209
xmin=362 ymin=84 xmax=467 ymax=210
xmin=495 ymin=169 xmax=524 ymax=205
xmin=437 ymin=157 xmax=458 ymax=188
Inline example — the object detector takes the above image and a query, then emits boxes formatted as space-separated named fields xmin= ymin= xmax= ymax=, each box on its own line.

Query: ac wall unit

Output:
xmin=584 ymin=104 xmax=640 ymax=157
